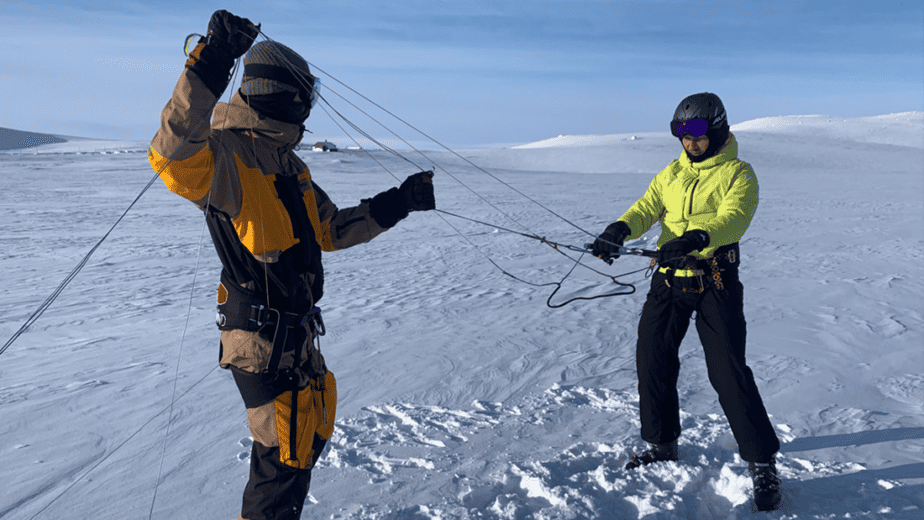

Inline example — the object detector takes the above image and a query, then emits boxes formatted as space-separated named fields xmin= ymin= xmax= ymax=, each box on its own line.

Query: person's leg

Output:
xmin=695 ymin=280 xmax=780 ymax=462
xmin=239 ymin=440 xmax=313 ymax=520
xmin=636 ymin=273 xmax=694 ymax=445
xmin=222 ymin=329 xmax=335 ymax=520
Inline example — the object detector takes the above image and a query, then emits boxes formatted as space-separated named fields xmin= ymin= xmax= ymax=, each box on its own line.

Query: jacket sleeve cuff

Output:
xmin=185 ymin=40 xmax=235 ymax=98
xmin=368 ymin=187 xmax=409 ymax=229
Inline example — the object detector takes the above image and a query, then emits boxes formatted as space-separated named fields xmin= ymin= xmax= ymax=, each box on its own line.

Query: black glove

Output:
xmin=206 ymin=10 xmax=259 ymax=59
xmin=187 ymin=11 xmax=258 ymax=98
xmin=399 ymin=170 xmax=436 ymax=212
xmin=657 ymin=229 xmax=710 ymax=268
xmin=368 ymin=171 xmax=435 ymax=229
xmin=591 ymin=221 xmax=631 ymax=262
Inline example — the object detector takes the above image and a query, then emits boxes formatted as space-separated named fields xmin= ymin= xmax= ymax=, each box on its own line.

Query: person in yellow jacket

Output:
xmin=149 ymin=11 xmax=435 ymax=520
xmin=592 ymin=93 xmax=781 ymax=511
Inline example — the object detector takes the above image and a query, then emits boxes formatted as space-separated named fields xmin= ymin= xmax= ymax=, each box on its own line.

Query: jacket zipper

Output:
xmin=688 ymin=179 xmax=700 ymax=217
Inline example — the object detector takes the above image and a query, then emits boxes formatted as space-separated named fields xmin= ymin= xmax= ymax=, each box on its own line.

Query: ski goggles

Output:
xmin=670 ymin=118 xmax=709 ymax=138
xmin=303 ymin=75 xmax=321 ymax=109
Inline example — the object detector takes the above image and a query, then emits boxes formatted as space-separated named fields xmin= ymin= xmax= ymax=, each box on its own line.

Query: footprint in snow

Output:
xmin=238 ymin=437 xmax=253 ymax=462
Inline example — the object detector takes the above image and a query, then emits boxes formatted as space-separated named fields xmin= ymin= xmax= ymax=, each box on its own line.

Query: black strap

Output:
xmin=696 ymin=242 xmax=739 ymax=271
xmin=217 ymin=272 xmax=325 ymax=337
xmin=287 ymin=389 xmax=301 ymax=466
xmin=274 ymin=175 xmax=324 ymax=305
xmin=217 ymin=270 xmax=277 ymax=331
xmin=229 ymin=365 xmax=284 ymax=408
xmin=244 ymin=63 xmax=310 ymax=90
xmin=664 ymin=242 xmax=740 ymax=291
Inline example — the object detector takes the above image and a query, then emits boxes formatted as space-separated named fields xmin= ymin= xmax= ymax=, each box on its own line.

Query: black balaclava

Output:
xmin=240 ymin=41 xmax=315 ymax=125
xmin=243 ymin=91 xmax=311 ymax=125
xmin=690 ymin=122 xmax=729 ymax=163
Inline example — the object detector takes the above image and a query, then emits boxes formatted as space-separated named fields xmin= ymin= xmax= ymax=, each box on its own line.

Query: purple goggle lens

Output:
xmin=670 ymin=119 xmax=709 ymax=138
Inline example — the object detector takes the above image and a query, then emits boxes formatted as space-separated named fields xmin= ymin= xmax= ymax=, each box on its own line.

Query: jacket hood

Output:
xmin=212 ymin=91 xmax=305 ymax=154
xmin=679 ymin=133 xmax=737 ymax=170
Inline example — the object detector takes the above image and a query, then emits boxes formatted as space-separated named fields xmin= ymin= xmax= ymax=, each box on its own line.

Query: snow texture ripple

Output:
xmin=1 ymin=113 xmax=922 ymax=519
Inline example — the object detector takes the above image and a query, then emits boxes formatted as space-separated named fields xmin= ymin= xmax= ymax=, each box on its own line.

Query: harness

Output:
xmin=217 ymin=273 xmax=332 ymax=469
xmin=661 ymin=242 xmax=739 ymax=294
xmin=217 ymin=272 xmax=326 ymax=387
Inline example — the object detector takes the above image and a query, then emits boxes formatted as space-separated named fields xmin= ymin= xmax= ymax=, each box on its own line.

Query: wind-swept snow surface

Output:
xmin=1 ymin=113 xmax=922 ymax=519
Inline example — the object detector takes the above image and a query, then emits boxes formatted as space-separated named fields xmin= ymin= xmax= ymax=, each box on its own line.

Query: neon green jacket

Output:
xmin=618 ymin=133 xmax=758 ymax=262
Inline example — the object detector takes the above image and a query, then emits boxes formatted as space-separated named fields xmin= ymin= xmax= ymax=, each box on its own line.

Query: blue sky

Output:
xmin=1 ymin=0 xmax=921 ymax=147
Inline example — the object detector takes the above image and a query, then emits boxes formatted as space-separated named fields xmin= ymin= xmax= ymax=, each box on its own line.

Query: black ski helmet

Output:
xmin=671 ymin=92 xmax=730 ymax=163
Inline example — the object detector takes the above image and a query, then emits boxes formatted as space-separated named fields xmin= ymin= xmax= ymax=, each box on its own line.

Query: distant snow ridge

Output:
xmin=514 ymin=133 xmax=651 ymax=149
xmin=0 ymin=126 xmax=149 ymax=153
xmin=515 ymin=112 xmax=924 ymax=150
xmin=731 ymin=112 xmax=924 ymax=148
xmin=0 ymin=127 xmax=66 ymax=150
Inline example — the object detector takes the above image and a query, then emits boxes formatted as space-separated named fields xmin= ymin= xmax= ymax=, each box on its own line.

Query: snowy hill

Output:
xmin=730 ymin=112 xmax=924 ymax=149
xmin=0 ymin=127 xmax=68 ymax=150
xmin=1 ymin=113 xmax=922 ymax=519
xmin=515 ymin=112 xmax=924 ymax=149
xmin=456 ymin=112 xmax=924 ymax=176
xmin=0 ymin=126 xmax=148 ymax=154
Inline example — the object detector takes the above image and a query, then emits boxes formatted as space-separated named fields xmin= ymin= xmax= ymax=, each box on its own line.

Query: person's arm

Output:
xmin=312 ymin=171 xmax=436 ymax=251
xmin=687 ymin=163 xmax=758 ymax=247
xmin=592 ymin=166 xmax=670 ymax=261
xmin=617 ymin=165 xmax=669 ymax=241
xmin=148 ymin=10 xmax=257 ymax=206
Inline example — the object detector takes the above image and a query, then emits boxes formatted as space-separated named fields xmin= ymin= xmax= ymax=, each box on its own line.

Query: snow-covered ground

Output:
xmin=1 ymin=112 xmax=922 ymax=519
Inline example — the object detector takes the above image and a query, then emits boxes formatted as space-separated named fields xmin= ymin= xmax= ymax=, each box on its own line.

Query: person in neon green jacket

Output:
xmin=592 ymin=93 xmax=782 ymax=511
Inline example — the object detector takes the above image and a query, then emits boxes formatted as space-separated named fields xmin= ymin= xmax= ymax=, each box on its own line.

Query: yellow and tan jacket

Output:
xmin=149 ymin=66 xmax=389 ymax=312
xmin=618 ymin=134 xmax=758 ymax=274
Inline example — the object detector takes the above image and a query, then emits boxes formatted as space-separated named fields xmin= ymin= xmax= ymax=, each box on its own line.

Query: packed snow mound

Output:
xmin=513 ymin=132 xmax=660 ymax=149
xmin=730 ymin=112 xmax=924 ymax=148
xmin=310 ymin=385 xmax=921 ymax=519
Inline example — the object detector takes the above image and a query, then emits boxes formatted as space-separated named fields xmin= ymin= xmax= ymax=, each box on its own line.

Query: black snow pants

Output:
xmin=635 ymin=261 xmax=780 ymax=463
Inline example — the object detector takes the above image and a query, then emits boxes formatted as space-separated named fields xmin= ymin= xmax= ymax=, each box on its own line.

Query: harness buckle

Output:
xmin=249 ymin=304 xmax=275 ymax=328
xmin=308 ymin=307 xmax=326 ymax=336
xmin=677 ymin=273 xmax=705 ymax=294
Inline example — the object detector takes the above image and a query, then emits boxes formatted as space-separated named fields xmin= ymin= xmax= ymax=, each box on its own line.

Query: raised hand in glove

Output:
xmin=369 ymin=171 xmax=436 ymax=229
xmin=187 ymin=10 xmax=259 ymax=97
xmin=206 ymin=10 xmax=259 ymax=59
xmin=591 ymin=221 xmax=631 ymax=262
xmin=399 ymin=170 xmax=436 ymax=212
xmin=657 ymin=229 xmax=710 ymax=268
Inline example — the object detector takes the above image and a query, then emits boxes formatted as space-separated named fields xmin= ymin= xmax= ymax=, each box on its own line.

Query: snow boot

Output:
xmin=625 ymin=440 xmax=678 ymax=470
xmin=749 ymin=457 xmax=782 ymax=512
